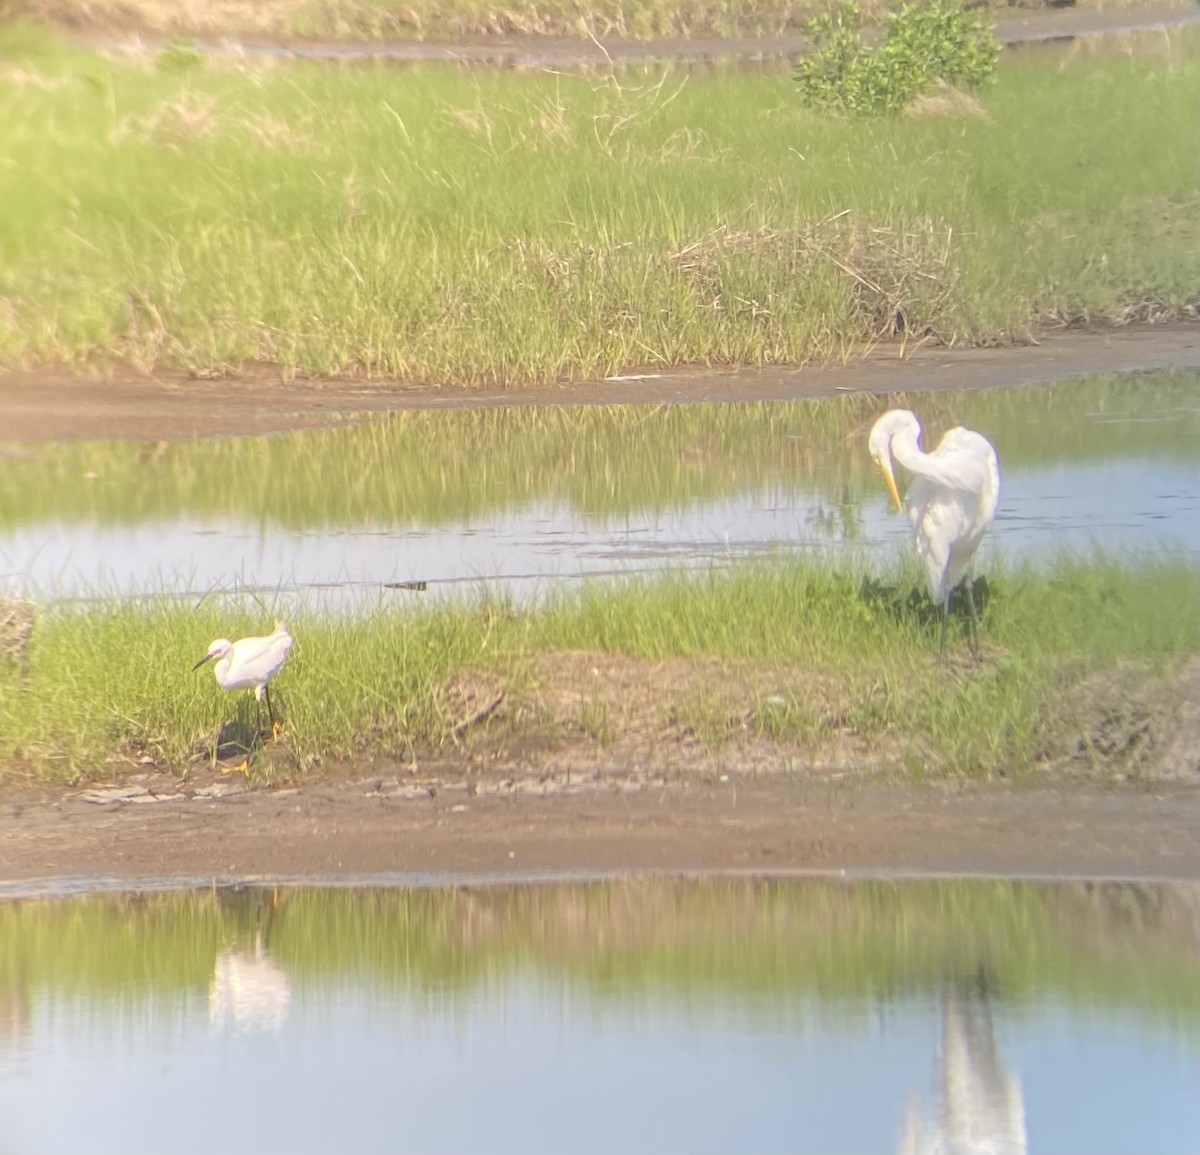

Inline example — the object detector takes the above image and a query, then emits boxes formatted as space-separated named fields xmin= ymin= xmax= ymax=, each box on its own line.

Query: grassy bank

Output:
xmin=2 ymin=555 xmax=1195 ymax=782
xmin=0 ymin=27 xmax=1195 ymax=382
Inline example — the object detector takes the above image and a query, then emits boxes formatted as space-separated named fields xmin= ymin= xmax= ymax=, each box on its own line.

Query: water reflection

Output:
xmin=900 ymin=988 xmax=1027 ymax=1155
xmin=1 ymin=372 xmax=1197 ymax=609
xmin=0 ymin=877 xmax=1195 ymax=1155
xmin=209 ymin=934 xmax=292 ymax=1036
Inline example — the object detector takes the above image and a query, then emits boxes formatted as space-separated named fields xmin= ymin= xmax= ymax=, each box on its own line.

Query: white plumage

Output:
xmin=193 ymin=620 xmax=293 ymax=731
xmin=868 ymin=409 xmax=1000 ymax=654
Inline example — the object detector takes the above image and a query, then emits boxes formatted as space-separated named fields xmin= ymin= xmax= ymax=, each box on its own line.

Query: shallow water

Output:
xmin=101 ymin=9 xmax=1200 ymax=69
xmin=0 ymin=877 xmax=1196 ymax=1155
xmin=1 ymin=370 xmax=1196 ymax=610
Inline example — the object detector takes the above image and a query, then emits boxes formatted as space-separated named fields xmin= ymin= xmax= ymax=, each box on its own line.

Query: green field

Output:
xmin=0 ymin=25 xmax=1195 ymax=383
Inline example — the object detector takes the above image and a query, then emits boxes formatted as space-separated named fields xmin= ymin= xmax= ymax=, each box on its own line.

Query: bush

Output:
xmin=796 ymin=0 xmax=1001 ymax=116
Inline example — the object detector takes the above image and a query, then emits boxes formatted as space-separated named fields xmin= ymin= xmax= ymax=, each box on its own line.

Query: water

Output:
xmin=99 ymin=8 xmax=1200 ymax=69
xmin=0 ymin=877 xmax=1196 ymax=1154
xmin=1 ymin=370 xmax=1196 ymax=610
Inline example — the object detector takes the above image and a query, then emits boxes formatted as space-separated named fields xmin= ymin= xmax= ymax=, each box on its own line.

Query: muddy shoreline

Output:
xmin=2 ymin=323 xmax=1197 ymax=443
xmin=2 ymin=774 xmax=1197 ymax=888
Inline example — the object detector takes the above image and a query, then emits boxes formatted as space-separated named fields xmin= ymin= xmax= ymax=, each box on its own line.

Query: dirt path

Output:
xmin=1 ymin=774 xmax=1196 ymax=891
xmin=2 ymin=323 xmax=1196 ymax=443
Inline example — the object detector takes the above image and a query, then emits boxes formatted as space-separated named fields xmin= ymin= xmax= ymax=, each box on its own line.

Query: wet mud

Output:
xmin=2 ymin=323 xmax=1197 ymax=443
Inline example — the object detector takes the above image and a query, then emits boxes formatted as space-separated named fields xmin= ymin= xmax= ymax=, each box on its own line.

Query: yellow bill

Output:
xmin=877 ymin=458 xmax=904 ymax=512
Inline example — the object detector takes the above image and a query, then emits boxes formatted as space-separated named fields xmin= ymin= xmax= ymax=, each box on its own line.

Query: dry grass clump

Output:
xmin=1041 ymin=658 xmax=1200 ymax=782
xmin=1 ymin=598 xmax=37 ymax=671
xmin=670 ymin=215 xmax=961 ymax=343
xmin=110 ymin=91 xmax=221 ymax=145
xmin=903 ymin=81 xmax=988 ymax=119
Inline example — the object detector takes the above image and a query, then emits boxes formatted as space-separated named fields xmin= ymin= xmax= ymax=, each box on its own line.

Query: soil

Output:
xmin=1 ymin=773 xmax=1196 ymax=892
xmin=2 ymin=324 xmax=1198 ymax=890
xmin=2 ymin=323 xmax=1197 ymax=443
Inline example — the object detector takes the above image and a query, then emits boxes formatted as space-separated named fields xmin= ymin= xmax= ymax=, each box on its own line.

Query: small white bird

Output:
xmin=868 ymin=409 xmax=1000 ymax=655
xmin=193 ymin=621 xmax=294 ymax=737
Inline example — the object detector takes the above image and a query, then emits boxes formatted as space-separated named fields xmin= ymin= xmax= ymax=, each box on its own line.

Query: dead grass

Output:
xmin=1040 ymin=657 xmax=1200 ymax=783
xmin=420 ymin=653 xmax=873 ymax=780
xmin=0 ymin=598 xmax=37 ymax=670
xmin=670 ymin=216 xmax=962 ymax=343
xmin=111 ymin=91 xmax=220 ymax=145
xmin=426 ymin=651 xmax=1200 ymax=784
xmin=903 ymin=81 xmax=988 ymax=120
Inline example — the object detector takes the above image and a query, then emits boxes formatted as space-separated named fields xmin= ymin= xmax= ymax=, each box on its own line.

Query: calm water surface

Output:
xmin=1 ymin=370 xmax=1196 ymax=608
xmin=0 ymin=877 xmax=1196 ymax=1155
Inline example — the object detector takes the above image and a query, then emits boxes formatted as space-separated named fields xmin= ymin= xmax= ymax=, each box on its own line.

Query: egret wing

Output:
xmin=908 ymin=477 xmax=975 ymax=604
xmin=224 ymin=629 xmax=293 ymax=689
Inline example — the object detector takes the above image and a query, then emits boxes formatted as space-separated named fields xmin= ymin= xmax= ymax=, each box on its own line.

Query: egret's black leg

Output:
xmin=264 ymin=685 xmax=284 ymax=740
xmin=939 ymin=600 xmax=949 ymax=658
xmin=965 ymin=575 xmax=981 ymax=659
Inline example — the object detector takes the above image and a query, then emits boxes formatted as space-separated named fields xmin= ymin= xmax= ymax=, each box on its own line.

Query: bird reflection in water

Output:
xmin=209 ymin=930 xmax=292 ymax=1035
xmin=899 ymin=987 xmax=1027 ymax=1155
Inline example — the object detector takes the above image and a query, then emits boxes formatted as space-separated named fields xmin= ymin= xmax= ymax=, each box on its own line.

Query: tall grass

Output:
xmin=0 ymin=27 xmax=1195 ymax=381
xmin=1 ymin=555 xmax=1195 ymax=779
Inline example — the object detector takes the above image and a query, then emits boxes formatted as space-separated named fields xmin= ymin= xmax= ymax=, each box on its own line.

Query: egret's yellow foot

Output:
xmin=221 ymin=759 xmax=251 ymax=777
xmin=272 ymin=721 xmax=286 ymax=742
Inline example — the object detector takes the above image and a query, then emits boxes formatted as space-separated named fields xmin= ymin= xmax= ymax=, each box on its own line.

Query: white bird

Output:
xmin=868 ymin=409 xmax=1000 ymax=655
xmin=193 ymin=620 xmax=294 ymax=737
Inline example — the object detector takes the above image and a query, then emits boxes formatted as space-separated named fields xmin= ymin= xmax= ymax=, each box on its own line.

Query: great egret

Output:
xmin=868 ymin=409 xmax=1000 ymax=655
xmin=193 ymin=621 xmax=294 ymax=755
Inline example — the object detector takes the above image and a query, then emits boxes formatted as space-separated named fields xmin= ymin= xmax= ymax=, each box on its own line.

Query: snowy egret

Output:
xmin=193 ymin=621 xmax=294 ymax=744
xmin=868 ymin=409 xmax=1000 ymax=655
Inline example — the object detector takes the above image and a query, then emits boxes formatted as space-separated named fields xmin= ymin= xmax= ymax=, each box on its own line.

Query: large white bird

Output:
xmin=193 ymin=620 xmax=294 ymax=738
xmin=868 ymin=410 xmax=1000 ymax=655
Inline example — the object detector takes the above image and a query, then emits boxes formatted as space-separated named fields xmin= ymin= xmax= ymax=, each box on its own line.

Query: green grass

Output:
xmin=2 ymin=554 xmax=1195 ymax=780
xmin=0 ymin=27 xmax=1195 ymax=382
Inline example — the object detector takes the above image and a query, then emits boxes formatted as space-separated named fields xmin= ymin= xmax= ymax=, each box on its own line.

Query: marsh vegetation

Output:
xmin=0 ymin=24 xmax=1195 ymax=382
xmin=1 ymin=14 xmax=1195 ymax=789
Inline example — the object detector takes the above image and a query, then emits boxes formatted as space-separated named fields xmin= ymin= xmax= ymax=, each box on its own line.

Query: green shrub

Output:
xmin=796 ymin=0 xmax=1000 ymax=116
